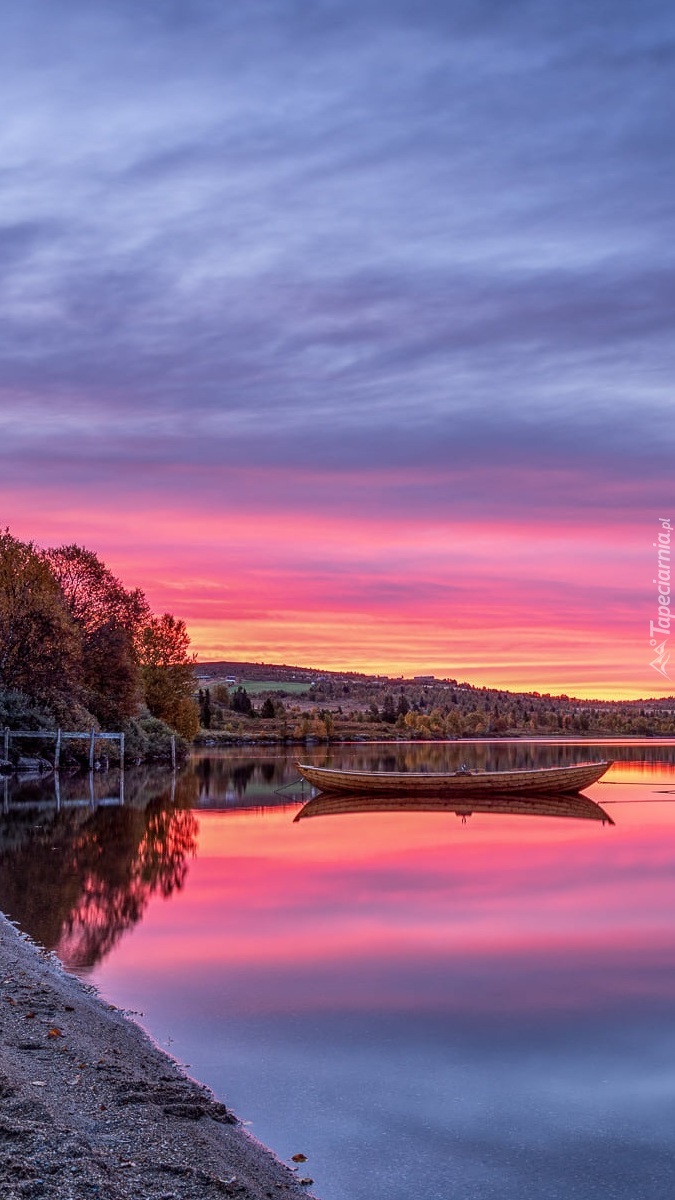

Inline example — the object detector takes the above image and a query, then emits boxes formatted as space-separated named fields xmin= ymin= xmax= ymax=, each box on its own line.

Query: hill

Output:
xmin=192 ymin=659 xmax=675 ymax=741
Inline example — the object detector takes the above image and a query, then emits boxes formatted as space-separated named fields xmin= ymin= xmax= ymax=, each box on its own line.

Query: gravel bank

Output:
xmin=0 ymin=914 xmax=317 ymax=1200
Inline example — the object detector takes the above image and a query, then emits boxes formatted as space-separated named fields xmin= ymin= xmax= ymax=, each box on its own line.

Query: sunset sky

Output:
xmin=1 ymin=0 xmax=673 ymax=698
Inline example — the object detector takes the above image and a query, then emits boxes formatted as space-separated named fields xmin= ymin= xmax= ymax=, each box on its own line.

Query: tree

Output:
xmin=0 ymin=530 xmax=82 ymax=703
xmin=464 ymin=710 xmax=487 ymax=734
xmin=46 ymin=545 xmax=149 ymax=640
xmin=260 ymin=697 xmax=276 ymax=719
xmin=139 ymin=614 xmax=199 ymax=739
xmin=445 ymin=709 xmax=464 ymax=736
xmin=84 ymin=622 xmax=142 ymax=728
xmin=199 ymin=688 xmax=212 ymax=729
xmin=230 ymin=687 xmax=253 ymax=715
xmin=46 ymin=544 xmax=149 ymax=726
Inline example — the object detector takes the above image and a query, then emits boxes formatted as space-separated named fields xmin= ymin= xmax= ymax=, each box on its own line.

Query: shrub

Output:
xmin=123 ymin=715 xmax=189 ymax=764
xmin=0 ymin=689 xmax=55 ymax=731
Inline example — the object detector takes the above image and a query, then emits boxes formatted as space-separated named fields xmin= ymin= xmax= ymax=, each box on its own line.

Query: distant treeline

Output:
xmin=194 ymin=673 xmax=675 ymax=743
xmin=0 ymin=529 xmax=199 ymax=761
xmin=304 ymin=676 xmax=675 ymax=738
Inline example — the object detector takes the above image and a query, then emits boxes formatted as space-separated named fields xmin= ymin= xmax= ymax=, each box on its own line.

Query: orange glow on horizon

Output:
xmin=1 ymin=482 xmax=671 ymax=702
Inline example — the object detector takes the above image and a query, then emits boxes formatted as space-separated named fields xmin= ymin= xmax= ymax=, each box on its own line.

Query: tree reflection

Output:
xmin=190 ymin=754 xmax=299 ymax=805
xmin=0 ymin=772 xmax=198 ymax=972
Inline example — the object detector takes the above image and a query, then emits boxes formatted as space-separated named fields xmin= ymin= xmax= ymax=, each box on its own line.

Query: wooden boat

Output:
xmin=294 ymin=791 xmax=614 ymax=824
xmin=295 ymin=760 xmax=612 ymax=796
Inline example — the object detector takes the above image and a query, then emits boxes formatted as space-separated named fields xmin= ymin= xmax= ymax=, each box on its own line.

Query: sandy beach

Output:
xmin=0 ymin=913 xmax=317 ymax=1200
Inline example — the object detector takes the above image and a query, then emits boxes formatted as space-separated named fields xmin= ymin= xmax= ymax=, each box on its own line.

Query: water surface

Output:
xmin=2 ymin=741 xmax=675 ymax=1199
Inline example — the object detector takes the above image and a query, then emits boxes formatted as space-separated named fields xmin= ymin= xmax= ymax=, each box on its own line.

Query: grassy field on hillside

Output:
xmin=242 ymin=680 xmax=311 ymax=695
xmin=201 ymin=679 xmax=311 ymax=696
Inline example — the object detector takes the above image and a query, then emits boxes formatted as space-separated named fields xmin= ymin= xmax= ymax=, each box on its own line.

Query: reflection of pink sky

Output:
xmin=1 ymin=478 xmax=664 ymax=698
xmin=93 ymin=778 xmax=675 ymax=1015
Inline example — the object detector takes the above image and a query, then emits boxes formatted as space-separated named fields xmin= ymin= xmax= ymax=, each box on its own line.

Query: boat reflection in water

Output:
xmin=294 ymin=789 xmax=615 ymax=824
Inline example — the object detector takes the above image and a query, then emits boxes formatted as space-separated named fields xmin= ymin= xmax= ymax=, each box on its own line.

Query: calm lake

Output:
xmin=2 ymin=740 xmax=675 ymax=1199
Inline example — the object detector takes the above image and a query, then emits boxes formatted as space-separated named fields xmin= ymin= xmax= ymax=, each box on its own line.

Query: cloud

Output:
xmin=0 ymin=1 xmax=672 ymax=691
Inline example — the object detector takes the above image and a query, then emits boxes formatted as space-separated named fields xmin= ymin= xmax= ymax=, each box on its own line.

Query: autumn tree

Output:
xmin=83 ymin=623 xmax=142 ymax=728
xmin=139 ymin=614 xmax=199 ymax=739
xmin=46 ymin=545 xmax=149 ymax=637
xmin=1 ymin=530 xmax=201 ymax=749
xmin=0 ymin=530 xmax=81 ymax=704
xmin=46 ymin=544 xmax=150 ymax=727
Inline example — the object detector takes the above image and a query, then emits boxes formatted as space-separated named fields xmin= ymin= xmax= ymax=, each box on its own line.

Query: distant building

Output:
xmin=413 ymin=675 xmax=436 ymax=683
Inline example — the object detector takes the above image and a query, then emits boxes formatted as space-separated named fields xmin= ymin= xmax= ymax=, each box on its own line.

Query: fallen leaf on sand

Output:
xmin=292 ymin=1154 xmax=308 ymax=1163
xmin=47 ymin=1027 xmax=64 ymax=1038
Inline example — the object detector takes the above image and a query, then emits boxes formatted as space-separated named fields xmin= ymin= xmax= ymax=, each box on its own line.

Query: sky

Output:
xmin=1 ymin=0 xmax=673 ymax=698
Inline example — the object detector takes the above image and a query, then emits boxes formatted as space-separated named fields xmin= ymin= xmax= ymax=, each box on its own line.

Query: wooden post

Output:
xmin=3 ymin=727 xmax=8 ymax=761
xmin=119 ymin=732 xmax=125 ymax=769
xmin=171 ymin=734 xmax=176 ymax=771
xmin=89 ymin=728 xmax=95 ymax=771
xmin=54 ymin=728 xmax=61 ymax=771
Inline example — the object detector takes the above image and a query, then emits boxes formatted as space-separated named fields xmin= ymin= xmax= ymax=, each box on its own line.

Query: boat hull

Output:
xmin=295 ymin=760 xmax=613 ymax=796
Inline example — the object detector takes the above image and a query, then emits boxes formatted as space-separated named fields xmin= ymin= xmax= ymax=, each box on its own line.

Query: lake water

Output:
xmin=2 ymin=740 xmax=675 ymax=1199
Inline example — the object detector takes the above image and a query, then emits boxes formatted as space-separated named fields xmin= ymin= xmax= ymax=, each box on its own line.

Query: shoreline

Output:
xmin=193 ymin=729 xmax=664 ymax=746
xmin=0 ymin=912 xmax=317 ymax=1199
